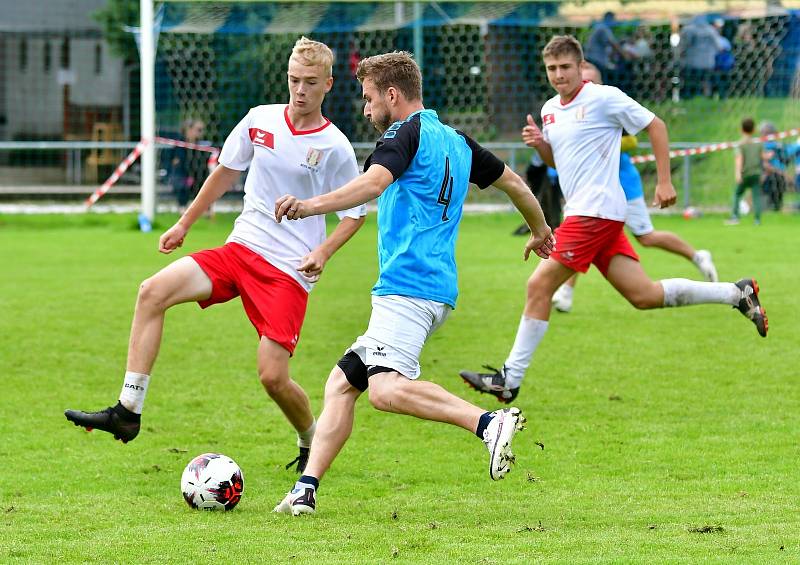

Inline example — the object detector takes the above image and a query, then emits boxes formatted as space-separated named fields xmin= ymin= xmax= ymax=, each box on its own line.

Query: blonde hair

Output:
xmin=542 ymin=35 xmax=584 ymax=63
xmin=356 ymin=51 xmax=422 ymax=102
xmin=290 ymin=36 xmax=334 ymax=77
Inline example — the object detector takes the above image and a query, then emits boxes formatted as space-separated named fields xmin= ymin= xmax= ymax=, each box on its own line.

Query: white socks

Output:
xmin=119 ymin=371 xmax=150 ymax=414
xmin=297 ymin=419 xmax=316 ymax=448
xmin=503 ymin=316 xmax=550 ymax=390
xmin=660 ymin=278 xmax=739 ymax=307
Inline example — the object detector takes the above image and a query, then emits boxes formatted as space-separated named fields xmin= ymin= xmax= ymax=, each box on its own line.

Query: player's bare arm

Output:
xmin=522 ymin=114 xmax=555 ymax=167
xmin=275 ymin=164 xmax=393 ymax=222
xmin=644 ymin=116 xmax=677 ymax=209
xmin=490 ymin=165 xmax=555 ymax=260
xmin=296 ymin=216 xmax=365 ymax=281
xmin=159 ymin=165 xmax=241 ymax=254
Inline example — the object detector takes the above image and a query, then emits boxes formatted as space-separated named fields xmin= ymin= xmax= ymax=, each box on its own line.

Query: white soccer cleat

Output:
xmin=273 ymin=486 xmax=316 ymax=516
xmin=483 ymin=407 xmax=526 ymax=480
xmin=694 ymin=250 xmax=719 ymax=282
xmin=551 ymin=284 xmax=573 ymax=313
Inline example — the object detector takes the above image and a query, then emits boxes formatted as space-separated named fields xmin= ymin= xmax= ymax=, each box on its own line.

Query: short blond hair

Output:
xmin=291 ymin=36 xmax=334 ymax=77
xmin=542 ymin=35 xmax=584 ymax=63
xmin=356 ymin=51 xmax=422 ymax=102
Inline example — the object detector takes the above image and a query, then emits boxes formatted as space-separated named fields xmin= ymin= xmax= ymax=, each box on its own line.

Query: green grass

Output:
xmin=1 ymin=211 xmax=798 ymax=563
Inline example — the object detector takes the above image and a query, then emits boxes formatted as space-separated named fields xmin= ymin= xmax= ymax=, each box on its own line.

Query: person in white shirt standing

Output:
xmin=460 ymin=35 xmax=767 ymax=403
xmin=65 ymin=37 xmax=366 ymax=474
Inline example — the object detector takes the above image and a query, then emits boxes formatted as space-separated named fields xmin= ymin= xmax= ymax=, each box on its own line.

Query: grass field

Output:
xmin=1 ymin=210 xmax=798 ymax=564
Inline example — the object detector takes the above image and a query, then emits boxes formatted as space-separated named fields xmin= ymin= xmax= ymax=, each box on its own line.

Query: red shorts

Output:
xmin=191 ymin=242 xmax=308 ymax=354
xmin=551 ymin=216 xmax=639 ymax=277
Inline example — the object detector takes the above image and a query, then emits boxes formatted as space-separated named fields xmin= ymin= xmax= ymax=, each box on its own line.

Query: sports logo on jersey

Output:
xmin=249 ymin=128 xmax=274 ymax=149
xmin=575 ymin=105 xmax=586 ymax=121
xmin=306 ymin=148 xmax=324 ymax=167
xmin=543 ymin=113 xmax=555 ymax=126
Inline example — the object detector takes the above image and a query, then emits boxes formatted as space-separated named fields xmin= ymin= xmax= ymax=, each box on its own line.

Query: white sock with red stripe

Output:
xmin=503 ymin=316 xmax=549 ymax=390
xmin=119 ymin=371 xmax=150 ymax=414
xmin=661 ymin=279 xmax=739 ymax=307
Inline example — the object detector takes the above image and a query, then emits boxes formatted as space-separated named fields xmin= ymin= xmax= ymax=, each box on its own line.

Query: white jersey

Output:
xmin=541 ymin=81 xmax=655 ymax=221
xmin=218 ymin=104 xmax=365 ymax=291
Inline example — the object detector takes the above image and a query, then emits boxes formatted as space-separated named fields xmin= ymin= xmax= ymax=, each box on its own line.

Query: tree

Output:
xmin=93 ymin=0 xmax=139 ymax=63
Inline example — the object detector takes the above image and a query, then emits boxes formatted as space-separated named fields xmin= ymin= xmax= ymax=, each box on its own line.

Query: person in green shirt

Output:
xmin=727 ymin=117 xmax=763 ymax=225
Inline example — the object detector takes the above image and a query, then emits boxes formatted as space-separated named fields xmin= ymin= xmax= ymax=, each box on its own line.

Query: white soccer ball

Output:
xmin=738 ymin=199 xmax=751 ymax=215
xmin=180 ymin=453 xmax=244 ymax=511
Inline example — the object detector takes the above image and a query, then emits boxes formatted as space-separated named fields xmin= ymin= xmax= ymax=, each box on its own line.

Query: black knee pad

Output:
xmin=367 ymin=365 xmax=394 ymax=377
xmin=337 ymin=351 xmax=368 ymax=392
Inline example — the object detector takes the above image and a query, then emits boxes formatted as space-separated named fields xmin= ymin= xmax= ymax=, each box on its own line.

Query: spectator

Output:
xmin=679 ymin=14 xmax=724 ymax=98
xmin=727 ymin=117 xmax=763 ymax=225
xmin=712 ymin=18 xmax=734 ymax=98
xmin=168 ymin=118 xmax=207 ymax=213
xmin=760 ymin=121 xmax=787 ymax=211
xmin=584 ymin=12 xmax=634 ymax=89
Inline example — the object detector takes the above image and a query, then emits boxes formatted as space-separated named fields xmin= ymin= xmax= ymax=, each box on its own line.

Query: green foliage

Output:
xmin=1 ymin=212 xmax=798 ymax=563
xmin=93 ymin=0 xmax=139 ymax=63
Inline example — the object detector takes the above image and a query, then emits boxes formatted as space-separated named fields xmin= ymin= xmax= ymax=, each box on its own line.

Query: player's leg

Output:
xmin=275 ymin=364 xmax=362 ymax=516
xmin=127 ymin=256 xmax=213 ymax=374
xmin=729 ymin=180 xmax=747 ymax=223
xmin=65 ymin=256 xmax=213 ymax=442
xmin=461 ymin=258 xmax=575 ymax=400
xmin=257 ymin=336 xmax=315 ymax=472
xmin=605 ymin=254 xmax=768 ymax=336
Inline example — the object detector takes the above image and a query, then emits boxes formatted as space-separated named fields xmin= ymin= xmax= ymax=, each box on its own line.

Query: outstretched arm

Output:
xmin=159 ymin=165 xmax=241 ymax=253
xmin=492 ymin=165 xmax=555 ymax=260
xmin=296 ymin=215 xmax=366 ymax=281
xmin=275 ymin=164 xmax=394 ymax=222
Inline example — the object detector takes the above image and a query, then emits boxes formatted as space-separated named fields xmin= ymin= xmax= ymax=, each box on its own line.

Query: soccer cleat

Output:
xmin=285 ymin=447 xmax=310 ymax=474
xmin=483 ymin=407 xmax=526 ymax=481
xmin=734 ymin=278 xmax=768 ymax=337
xmin=459 ymin=365 xmax=519 ymax=404
xmin=551 ymin=284 xmax=573 ymax=313
xmin=273 ymin=485 xmax=316 ymax=516
xmin=693 ymin=250 xmax=719 ymax=282
xmin=64 ymin=402 xmax=141 ymax=443
xmin=724 ymin=217 xmax=740 ymax=226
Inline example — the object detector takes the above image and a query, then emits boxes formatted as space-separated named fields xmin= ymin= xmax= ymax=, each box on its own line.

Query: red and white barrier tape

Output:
xmin=85 ymin=137 xmax=220 ymax=208
xmin=85 ymin=140 xmax=147 ymax=207
xmin=630 ymin=127 xmax=800 ymax=164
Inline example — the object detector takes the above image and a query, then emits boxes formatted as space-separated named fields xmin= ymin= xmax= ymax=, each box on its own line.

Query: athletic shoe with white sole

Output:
xmin=551 ymin=284 xmax=573 ymax=313
xmin=734 ymin=278 xmax=768 ymax=337
xmin=273 ymin=485 xmax=316 ymax=516
xmin=483 ymin=407 xmax=526 ymax=480
xmin=459 ymin=365 xmax=519 ymax=403
xmin=693 ymin=250 xmax=719 ymax=282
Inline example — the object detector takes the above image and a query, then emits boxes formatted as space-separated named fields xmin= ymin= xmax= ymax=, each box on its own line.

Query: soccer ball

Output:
xmin=180 ymin=453 xmax=244 ymax=511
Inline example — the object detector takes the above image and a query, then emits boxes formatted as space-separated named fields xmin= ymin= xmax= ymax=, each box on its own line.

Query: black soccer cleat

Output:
xmin=734 ymin=278 xmax=768 ymax=337
xmin=285 ymin=447 xmax=310 ymax=474
xmin=64 ymin=402 xmax=141 ymax=443
xmin=459 ymin=365 xmax=520 ymax=404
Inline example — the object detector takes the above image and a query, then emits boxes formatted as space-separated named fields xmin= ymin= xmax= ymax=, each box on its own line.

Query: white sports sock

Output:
xmin=119 ymin=371 xmax=150 ymax=414
xmin=297 ymin=419 xmax=316 ymax=448
xmin=660 ymin=278 xmax=739 ymax=307
xmin=558 ymin=283 xmax=574 ymax=299
xmin=503 ymin=317 xmax=549 ymax=389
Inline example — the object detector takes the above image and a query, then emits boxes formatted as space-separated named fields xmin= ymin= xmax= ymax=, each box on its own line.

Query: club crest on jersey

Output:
xmin=249 ymin=128 xmax=274 ymax=149
xmin=575 ymin=105 xmax=587 ymax=121
xmin=306 ymin=147 xmax=324 ymax=167
xmin=543 ymin=113 xmax=555 ymax=126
